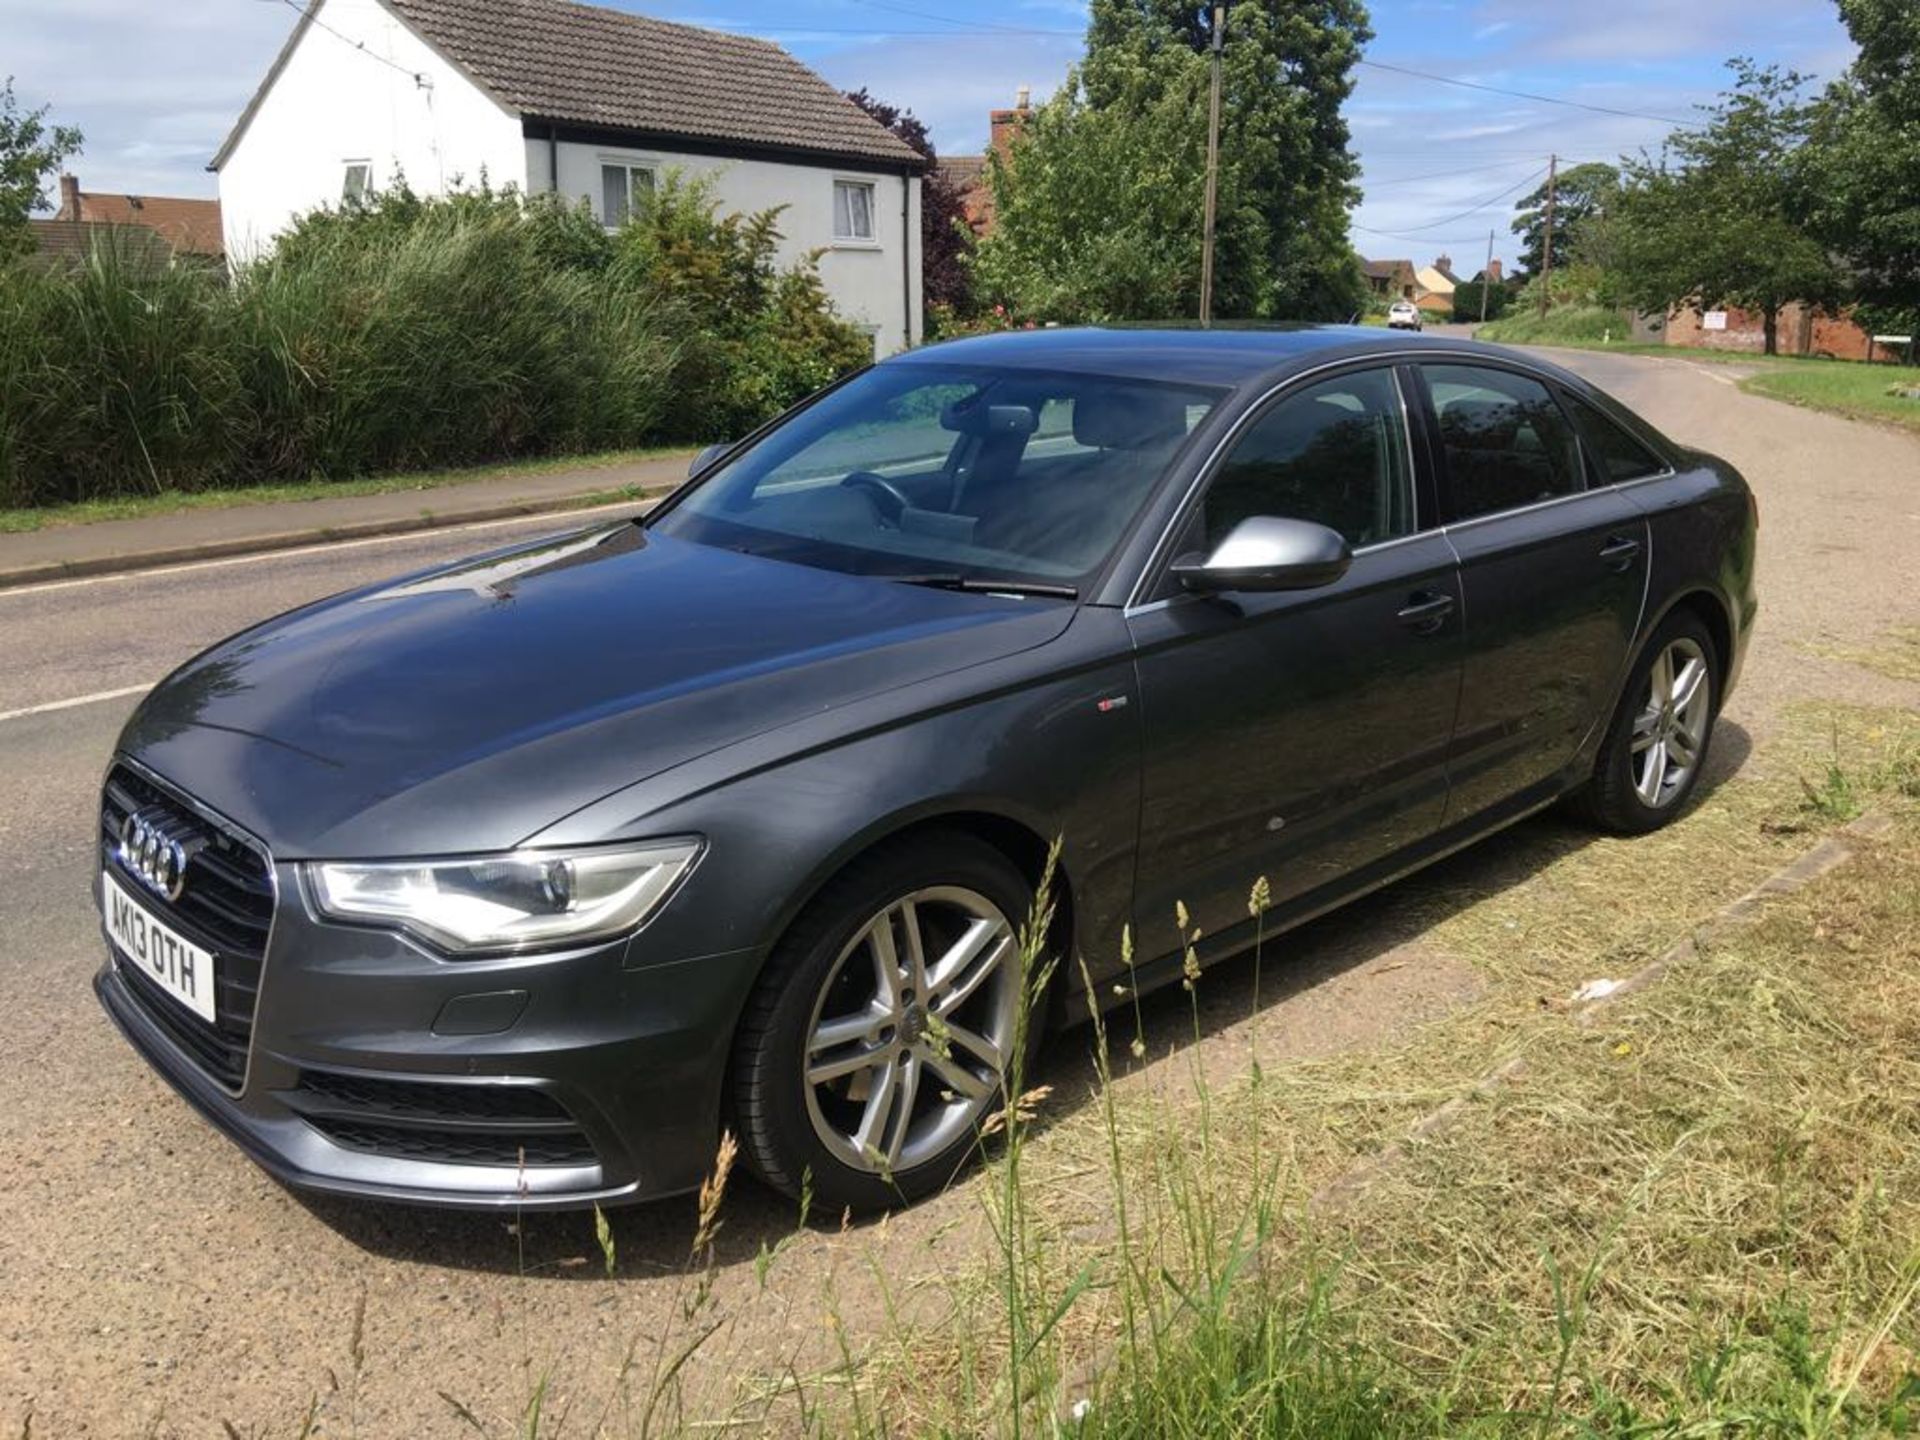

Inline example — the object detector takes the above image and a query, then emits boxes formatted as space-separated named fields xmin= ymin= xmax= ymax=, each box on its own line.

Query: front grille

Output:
xmin=102 ymin=765 xmax=274 ymax=1091
xmin=282 ymin=1070 xmax=599 ymax=1170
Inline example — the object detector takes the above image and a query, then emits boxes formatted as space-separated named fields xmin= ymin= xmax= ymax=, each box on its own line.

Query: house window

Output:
xmin=833 ymin=179 xmax=875 ymax=242
xmin=600 ymin=163 xmax=655 ymax=228
xmin=341 ymin=161 xmax=371 ymax=205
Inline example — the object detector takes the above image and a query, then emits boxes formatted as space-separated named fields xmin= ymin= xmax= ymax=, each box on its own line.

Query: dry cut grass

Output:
xmin=837 ymin=702 xmax=1920 ymax=1437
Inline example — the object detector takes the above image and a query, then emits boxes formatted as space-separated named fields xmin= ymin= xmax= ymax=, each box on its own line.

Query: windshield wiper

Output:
xmin=883 ymin=573 xmax=1079 ymax=600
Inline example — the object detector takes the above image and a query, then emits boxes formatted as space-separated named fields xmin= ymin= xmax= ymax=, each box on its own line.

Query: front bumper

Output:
xmin=96 ymin=860 xmax=764 ymax=1210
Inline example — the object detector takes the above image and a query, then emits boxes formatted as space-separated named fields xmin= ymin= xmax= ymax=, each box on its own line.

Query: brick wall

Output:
xmin=1666 ymin=303 xmax=1901 ymax=362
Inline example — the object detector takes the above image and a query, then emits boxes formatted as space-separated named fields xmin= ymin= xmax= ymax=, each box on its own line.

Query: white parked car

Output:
xmin=1387 ymin=299 xmax=1423 ymax=331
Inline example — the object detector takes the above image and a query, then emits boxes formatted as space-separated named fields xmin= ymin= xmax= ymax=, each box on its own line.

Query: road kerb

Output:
xmin=0 ymin=488 xmax=672 ymax=593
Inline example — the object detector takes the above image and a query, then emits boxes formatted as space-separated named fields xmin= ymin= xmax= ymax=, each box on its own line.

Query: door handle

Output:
xmin=1396 ymin=590 xmax=1456 ymax=634
xmin=1599 ymin=534 xmax=1642 ymax=570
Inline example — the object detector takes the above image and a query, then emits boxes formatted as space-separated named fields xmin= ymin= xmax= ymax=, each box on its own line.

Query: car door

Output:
xmin=1127 ymin=364 xmax=1466 ymax=964
xmin=1415 ymin=361 xmax=1649 ymax=824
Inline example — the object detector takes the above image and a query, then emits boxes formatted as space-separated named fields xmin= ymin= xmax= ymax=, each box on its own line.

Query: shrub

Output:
xmin=231 ymin=185 xmax=678 ymax=480
xmin=610 ymin=173 xmax=871 ymax=441
xmin=0 ymin=179 xmax=871 ymax=506
xmin=1476 ymin=304 xmax=1631 ymax=346
xmin=1450 ymin=277 xmax=1511 ymax=323
xmin=0 ymin=234 xmax=249 ymax=503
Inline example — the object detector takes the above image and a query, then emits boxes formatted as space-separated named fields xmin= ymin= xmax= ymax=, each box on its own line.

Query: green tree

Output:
xmin=1612 ymin=61 xmax=1842 ymax=355
xmin=1799 ymin=0 xmax=1920 ymax=357
xmin=1450 ymin=275 xmax=1510 ymax=323
xmin=1510 ymin=161 xmax=1620 ymax=279
xmin=0 ymin=79 xmax=83 ymax=257
xmin=976 ymin=0 xmax=1369 ymax=323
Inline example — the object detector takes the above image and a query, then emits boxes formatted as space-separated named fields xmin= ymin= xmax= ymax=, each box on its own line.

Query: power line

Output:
xmin=835 ymin=4 xmax=1700 ymax=129
xmin=741 ymin=2 xmax=1704 ymax=138
xmin=1361 ymin=156 xmax=1544 ymax=189
xmin=836 ymin=0 xmax=1076 ymax=35
xmin=1352 ymin=163 xmax=1548 ymax=241
xmin=697 ymin=22 xmax=1079 ymax=37
xmin=1355 ymin=58 xmax=1693 ymax=126
xmin=267 ymin=0 xmax=430 ymax=87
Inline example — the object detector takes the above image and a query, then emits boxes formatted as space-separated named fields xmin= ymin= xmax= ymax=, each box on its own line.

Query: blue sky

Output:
xmin=9 ymin=0 xmax=1855 ymax=267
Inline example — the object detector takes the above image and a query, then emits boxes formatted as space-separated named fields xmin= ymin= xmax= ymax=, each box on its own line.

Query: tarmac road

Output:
xmin=2 ymin=347 xmax=1917 ymax=1436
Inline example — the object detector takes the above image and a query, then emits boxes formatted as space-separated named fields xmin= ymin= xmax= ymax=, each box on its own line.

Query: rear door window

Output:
xmin=1422 ymin=363 xmax=1584 ymax=523
xmin=1562 ymin=393 xmax=1667 ymax=483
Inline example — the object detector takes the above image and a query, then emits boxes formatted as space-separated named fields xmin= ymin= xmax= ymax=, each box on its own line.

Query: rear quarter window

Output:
xmin=1562 ymin=393 xmax=1668 ymax=483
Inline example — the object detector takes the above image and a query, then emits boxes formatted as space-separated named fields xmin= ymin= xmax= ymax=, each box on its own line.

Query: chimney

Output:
xmin=989 ymin=87 xmax=1034 ymax=160
xmin=1486 ymin=258 xmax=1503 ymax=283
xmin=1434 ymin=252 xmax=1452 ymax=275
xmin=57 ymin=173 xmax=81 ymax=220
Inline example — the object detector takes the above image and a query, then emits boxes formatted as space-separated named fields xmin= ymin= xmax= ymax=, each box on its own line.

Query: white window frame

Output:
xmin=341 ymin=160 xmax=372 ymax=205
xmin=599 ymin=158 xmax=657 ymax=229
xmin=832 ymin=177 xmax=878 ymax=246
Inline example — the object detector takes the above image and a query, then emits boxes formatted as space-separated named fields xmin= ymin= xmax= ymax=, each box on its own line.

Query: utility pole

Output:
xmin=1537 ymin=152 xmax=1558 ymax=317
xmin=1480 ymin=227 xmax=1493 ymax=324
xmin=1198 ymin=0 xmax=1226 ymax=327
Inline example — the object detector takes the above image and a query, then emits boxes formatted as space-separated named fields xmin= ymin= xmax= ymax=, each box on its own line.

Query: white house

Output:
xmin=212 ymin=0 xmax=926 ymax=354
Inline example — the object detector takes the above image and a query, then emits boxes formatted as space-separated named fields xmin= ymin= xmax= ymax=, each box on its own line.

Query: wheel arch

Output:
xmin=1647 ymin=586 xmax=1735 ymax=690
xmin=747 ymin=802 xmax=1078 ymax=1025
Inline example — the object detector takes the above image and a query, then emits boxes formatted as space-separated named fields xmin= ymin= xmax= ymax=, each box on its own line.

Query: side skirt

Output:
xmin=1060 ymin=769 xmax=1581 ymax=1027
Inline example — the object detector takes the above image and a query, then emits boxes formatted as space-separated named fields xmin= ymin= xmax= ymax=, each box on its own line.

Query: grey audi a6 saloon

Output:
xmin=96 ymin=327 xmax=1757 ymax=1213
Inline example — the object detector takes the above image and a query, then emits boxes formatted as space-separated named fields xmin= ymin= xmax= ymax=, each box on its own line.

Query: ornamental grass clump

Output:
xmin=0 ymin=177 xmax=870 ymax=507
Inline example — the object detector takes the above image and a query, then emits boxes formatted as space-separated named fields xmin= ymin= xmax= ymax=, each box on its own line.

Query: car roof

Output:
xmin=890 ymin=324 xmax=1469 ymax=388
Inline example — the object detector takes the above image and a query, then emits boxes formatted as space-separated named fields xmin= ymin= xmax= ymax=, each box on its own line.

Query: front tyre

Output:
xmin=1578 ymin=612 xmax=1720 ymax=834
xmin=730 ymin=834 xmax=1037 ymax=1213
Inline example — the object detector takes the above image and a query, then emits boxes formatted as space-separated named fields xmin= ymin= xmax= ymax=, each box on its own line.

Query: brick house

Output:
xmin=29 ymin=174 xmax=225 ymax=268
xmin=936 ymin=88 xmax=1034 ymax=237
xmin=54 ymin=175 xmax=224 ymax=260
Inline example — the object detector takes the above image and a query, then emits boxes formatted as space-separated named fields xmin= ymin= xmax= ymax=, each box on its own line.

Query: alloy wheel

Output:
xmin=1631 ymin=635 xmax=1711 ymax=808
xmin=801 ymin=885 xmax=1020 ymax=1175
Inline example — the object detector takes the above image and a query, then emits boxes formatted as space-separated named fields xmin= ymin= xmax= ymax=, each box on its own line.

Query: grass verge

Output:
xmin=0 ymin=446 xmax=695 ymax=534
xmin=840 ymin=701 xmax=1920 ymax=1436
xmin=1740 ymin=365 xmax=1920 ymax=436
xmin=1475 ymin=306 xmax=1630 ymax=347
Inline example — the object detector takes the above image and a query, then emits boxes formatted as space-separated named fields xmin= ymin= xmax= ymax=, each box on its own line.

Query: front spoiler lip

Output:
xmin=94 ymin=964 xmax=645 ymax=1213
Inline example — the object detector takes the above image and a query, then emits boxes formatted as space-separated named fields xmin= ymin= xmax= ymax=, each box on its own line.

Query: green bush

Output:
xmin=1477 ymin=304 xmax=1631 ymax=346
xmin=0 ymin=180 xmax=869 ymax=506
xmin=1450 ymin=278 xmax=1512 ymax=323
xmin=611 ymin=173 xmax=871 ymax=442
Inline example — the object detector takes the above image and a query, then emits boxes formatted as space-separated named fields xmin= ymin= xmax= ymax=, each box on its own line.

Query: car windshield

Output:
xmin=649 ymin=362 xmax=1226 ymax=589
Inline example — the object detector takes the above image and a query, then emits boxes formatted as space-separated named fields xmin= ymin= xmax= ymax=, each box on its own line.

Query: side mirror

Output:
xmin=688 ymin=442 xmax=731 ymax=478
xmin=1170 ymin=516 xmax=1353 ymax=594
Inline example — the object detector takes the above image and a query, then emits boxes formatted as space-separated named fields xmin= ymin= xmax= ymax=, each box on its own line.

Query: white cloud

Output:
xmin=6 ymin=0 xmax=291 ymax=196
xmin=5 ymin=0 xmax=1856 ymax=270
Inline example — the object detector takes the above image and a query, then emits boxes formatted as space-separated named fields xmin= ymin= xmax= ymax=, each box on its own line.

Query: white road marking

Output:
xmin=0 ymin=499 xmax=645 ymax=601
xmin=0 ymin=683 xmax=151 ymax=725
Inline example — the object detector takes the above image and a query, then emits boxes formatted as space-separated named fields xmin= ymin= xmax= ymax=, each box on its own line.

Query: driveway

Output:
xmin=2 ymin=349 xmax=1917 ymax=1436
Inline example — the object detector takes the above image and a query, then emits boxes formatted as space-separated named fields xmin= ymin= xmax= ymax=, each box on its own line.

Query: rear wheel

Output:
xmin=1577 ymin=612 xmax=1719 ymax=833
xmin=730 ymin=834 xmax=1039 ymax=1213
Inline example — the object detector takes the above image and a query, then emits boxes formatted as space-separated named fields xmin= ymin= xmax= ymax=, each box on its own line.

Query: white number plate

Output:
xmin=103 ymin=871 xmax=219 ymax=1024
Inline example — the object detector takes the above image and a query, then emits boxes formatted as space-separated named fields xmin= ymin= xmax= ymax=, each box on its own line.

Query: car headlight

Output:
xmin=304 ymin=839 xmax=701 ymax=955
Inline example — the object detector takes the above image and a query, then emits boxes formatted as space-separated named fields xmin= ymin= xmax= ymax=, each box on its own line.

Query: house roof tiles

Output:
xmin=393 ymin=0 xmax=921 ymax=168
xmin=216 ymin=0 xmax=922 ymax=173
xmin=69 ymin=192 xmax=223 ymax=256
